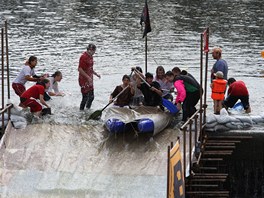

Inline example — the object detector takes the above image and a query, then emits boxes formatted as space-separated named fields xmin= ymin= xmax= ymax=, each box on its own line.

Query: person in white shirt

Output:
xmin=47 ymin=71 xmax=64 ymax=97
xmin=130 ymin=66 xmax=144 ymax=106
xmin=12 ymin=56 xmax=47 ymax=96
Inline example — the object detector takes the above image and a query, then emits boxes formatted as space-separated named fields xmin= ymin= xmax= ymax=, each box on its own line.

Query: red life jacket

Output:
xmin=211 ymin=79 xmax=227 ymax=100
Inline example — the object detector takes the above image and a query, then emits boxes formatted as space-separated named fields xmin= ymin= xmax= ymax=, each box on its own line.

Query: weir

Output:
xmin=1 ymin=21 xmax=264 ymax=198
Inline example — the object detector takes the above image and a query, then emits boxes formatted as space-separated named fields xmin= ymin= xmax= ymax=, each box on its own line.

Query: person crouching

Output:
xmin=20 ymin=78 xmax=51 ymax=117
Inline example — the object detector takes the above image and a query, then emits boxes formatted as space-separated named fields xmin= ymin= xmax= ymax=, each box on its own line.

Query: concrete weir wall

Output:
xmin=225 ymin=133 xmax=264 ymax=197
xmin=0 ymin=120 xmax=12 ymax=155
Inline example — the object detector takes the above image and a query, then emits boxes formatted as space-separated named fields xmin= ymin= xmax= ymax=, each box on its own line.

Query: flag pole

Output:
xmin=145 ymin=36 xmax=147 ymax=73
xmin=140 ymin=0 xmax=151 ymax=73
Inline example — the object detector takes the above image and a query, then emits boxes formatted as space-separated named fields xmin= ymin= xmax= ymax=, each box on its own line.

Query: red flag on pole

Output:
xmin=140 ymin=0 xmax=151 ymax=38
xmin=203 ymin=28 xmax=209 ymax=53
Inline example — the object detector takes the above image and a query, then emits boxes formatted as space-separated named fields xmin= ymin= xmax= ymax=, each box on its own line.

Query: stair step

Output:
xmin=186 ymin=191 xmax=229 ymax=197
xmin=206 ymin=145 xmax=236 ymax=149
xmin=193 ymin=173 xmax=228 ymax=176
xmin=200 ymin=158 xmax=224 ymax=161
xmin=190 ymin=178 xmax=227 ymax=182
xmin=207 ymin=135 xmax=252 ymax=139
xmin=191 ymin=175 xmax=227 ymax=179
xmin=203 ymin=150 xmax=233 ymax=155
xmin=206 ymin=142 xmax=236 ymax=146
xmin=206 ymin=140 xmax=241 ymax=143
xmin=198 ymin=166 xmax=218 ymax=171
xmin=186 ymin=184 xmax=219 ymax=188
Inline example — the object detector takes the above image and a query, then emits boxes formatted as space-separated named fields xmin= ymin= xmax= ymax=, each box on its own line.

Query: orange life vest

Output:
xmin=211 ymin=79 xmax=227 ymax=100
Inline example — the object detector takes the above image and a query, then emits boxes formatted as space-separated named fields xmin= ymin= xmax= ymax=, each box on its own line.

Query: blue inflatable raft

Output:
xmin=104 ymin=106 xmax=173 ymax=135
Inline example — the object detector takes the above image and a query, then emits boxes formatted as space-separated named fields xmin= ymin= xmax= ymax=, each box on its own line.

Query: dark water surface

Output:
xmin=0 ymin=0 xmax=264 ymax=197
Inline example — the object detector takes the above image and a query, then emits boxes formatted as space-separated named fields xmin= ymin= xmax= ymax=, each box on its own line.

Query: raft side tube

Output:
xmin=137 ymin=118 xmax=154 ymax=133
xmin=105 ymin=118 xmax=126 ymax=134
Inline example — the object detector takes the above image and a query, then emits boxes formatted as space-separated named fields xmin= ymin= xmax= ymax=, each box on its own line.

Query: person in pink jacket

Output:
xmin=165 ymin=71 xmax=186 ymax=113
xmin=166 ymin=70 xmax=201 ymax=122
xmin=174 ymin=79 xmax=186 ymax=112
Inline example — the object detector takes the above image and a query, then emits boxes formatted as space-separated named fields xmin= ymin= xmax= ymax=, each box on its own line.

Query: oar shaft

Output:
xmin=134 ymin=69 xmax=151 ymax=88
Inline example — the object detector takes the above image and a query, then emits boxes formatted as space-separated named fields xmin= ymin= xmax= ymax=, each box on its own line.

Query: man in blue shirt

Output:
xmin=211 ymin=47 xmax=228 ymax=82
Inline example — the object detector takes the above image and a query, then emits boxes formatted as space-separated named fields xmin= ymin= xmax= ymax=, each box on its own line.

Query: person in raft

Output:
xmin=130 ymin=66 xmax=144 ymax=106
xmin=136 ymin=71 xmax=163 ymax=108
xmin=109 ymin=74 xmax=135 ymax=107
xmin=20 ymin=78 xmax=51 ymax=117
xmin=154 ymin=66 xmax=174 ymax=101
xmin=210 ymin=71 xmax=227 ymax=114
xmin=223 ymin=78 xmax=251 ymax=113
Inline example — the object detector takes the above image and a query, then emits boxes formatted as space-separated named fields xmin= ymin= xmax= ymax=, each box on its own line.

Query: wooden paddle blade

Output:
xmin=88 ymin=110 xmax=102 ymax=120
xmin=162 ymin=98 xmax=179 ymax=114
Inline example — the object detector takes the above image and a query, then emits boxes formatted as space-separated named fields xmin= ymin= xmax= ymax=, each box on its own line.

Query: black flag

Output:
xmin=140 ymin=0 xmax=151 ymax=38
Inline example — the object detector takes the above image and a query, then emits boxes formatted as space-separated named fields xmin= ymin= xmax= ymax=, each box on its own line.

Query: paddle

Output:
xmin=88 ymin=85 xmax=130 ymax=120
xmin=232 ymin=102 xmax=243 ymax=111
xmin=133 ymin=69 xmax=179 ymax=114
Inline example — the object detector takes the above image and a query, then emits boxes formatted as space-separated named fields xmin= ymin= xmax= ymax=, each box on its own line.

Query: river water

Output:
xmin=0 ymin=0 xmax=264 ymax=197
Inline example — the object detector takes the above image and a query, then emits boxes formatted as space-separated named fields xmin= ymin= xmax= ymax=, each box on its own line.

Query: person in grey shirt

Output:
xmin=210 ymin=47 xmax=228 ymax=82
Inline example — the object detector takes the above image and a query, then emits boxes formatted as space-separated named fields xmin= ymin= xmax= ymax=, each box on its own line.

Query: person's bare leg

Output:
xmin=33 ymin=111 xmax=42 ymax=117
xmin=245 ymin=107 xmax=251 ymax=113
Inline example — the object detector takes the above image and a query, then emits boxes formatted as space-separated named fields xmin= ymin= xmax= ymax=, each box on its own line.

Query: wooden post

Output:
xmin=167 ymin=145 xmax=170 ymax=198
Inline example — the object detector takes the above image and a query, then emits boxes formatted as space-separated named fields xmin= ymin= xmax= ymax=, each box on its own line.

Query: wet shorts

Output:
xmin=20 ymin=98 xmax=42 ymax=113
xmin=12 ymin=83 xmax=26 ymax=96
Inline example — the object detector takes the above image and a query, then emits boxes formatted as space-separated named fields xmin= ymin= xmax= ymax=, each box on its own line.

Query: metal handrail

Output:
xmin=179 ymin=107 xmax=206 ymax=178
xmin=1 ymin=20 xmax=12 ymax=135
xmin=1 ymin=104 xmax=13 ymax=134
xmin=0 ymin=104 xmax=13 ymax=114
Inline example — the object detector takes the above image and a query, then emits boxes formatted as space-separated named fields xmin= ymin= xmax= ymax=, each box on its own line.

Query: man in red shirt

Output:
xmin=20 ymin=78 xmax=51 ymax=117
xmin=78 ymin=43 xmax=101 ymax=110
xmin=223 ymin=78 xmax=251 ymax=113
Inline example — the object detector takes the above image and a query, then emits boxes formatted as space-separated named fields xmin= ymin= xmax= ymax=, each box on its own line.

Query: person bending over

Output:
xmin=47 ymin=71 xmax=64 ymax=97
xmin=20 ymin=78 xmax=51 ymax=117
xmin=12 ymin=56 xmax=47 ymax=96
xmin=223 ymin=78 xmax=251 ymax=113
